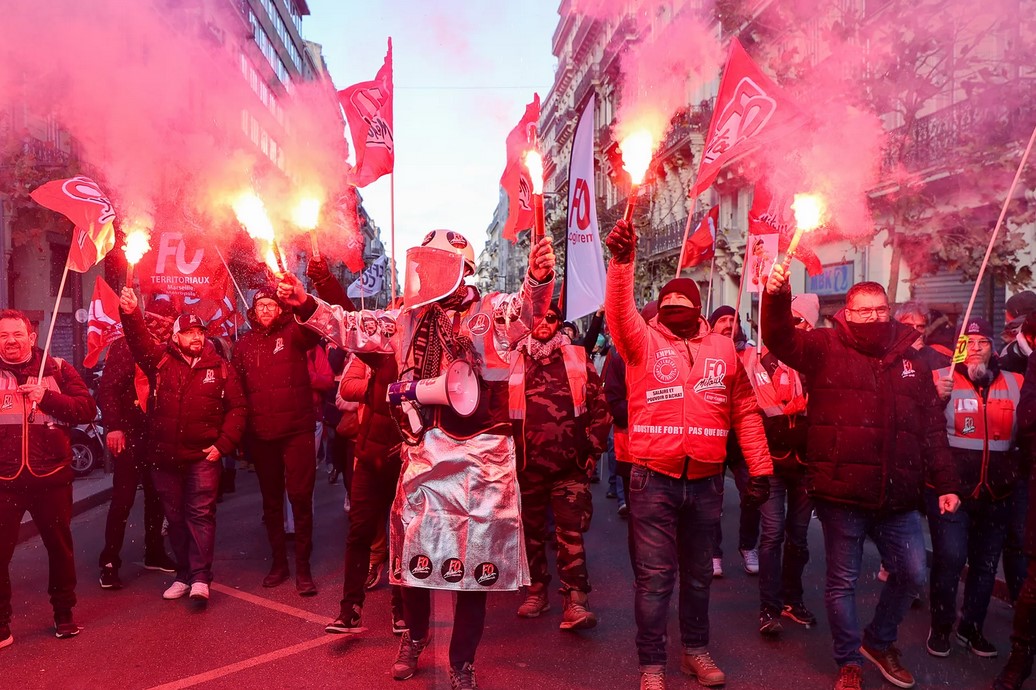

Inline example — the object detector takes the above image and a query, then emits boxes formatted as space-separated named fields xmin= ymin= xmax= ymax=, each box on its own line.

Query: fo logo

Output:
xmin=474 ymin=562 xmax=499 ymax=587
xmin=467 ymin=312 xmax=491 ymax=337
xmin=441 ymin=558 xmax=465 ymax=583
xmin=409 ymin=554 xmax=433 ymax=579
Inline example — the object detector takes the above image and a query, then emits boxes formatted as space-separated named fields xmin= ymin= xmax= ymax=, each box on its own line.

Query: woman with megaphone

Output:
xmin=278 ymin=229 xmax=555 ymax=690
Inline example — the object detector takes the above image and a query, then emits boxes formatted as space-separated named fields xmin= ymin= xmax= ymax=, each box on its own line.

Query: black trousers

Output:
xmin=0 ymin=474 xmax=76 ymax=625
xmin=251 ymin=432 xmax=316 ymax=564
xmin=402 ymin=586 xmax=487 ymax=668
xmin=99 ymin=431 xmax=165 ymax=569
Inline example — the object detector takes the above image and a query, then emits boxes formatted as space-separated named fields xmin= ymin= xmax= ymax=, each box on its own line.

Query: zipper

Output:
xmin=976 ymin=379 xmax=990 ymax=499
xmin=681 ymin=338 xmax=695 ymax=479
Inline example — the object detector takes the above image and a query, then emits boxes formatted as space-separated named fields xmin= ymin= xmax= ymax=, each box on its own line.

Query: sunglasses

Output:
xmin=544 ymin=314 xmax=561 ymax=324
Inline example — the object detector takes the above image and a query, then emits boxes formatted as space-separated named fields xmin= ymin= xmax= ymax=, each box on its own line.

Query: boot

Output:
xmin=295 ymin=561 xmax=317 ymax=597
xmin=263 ymin=559 xmax=290 ymax=588
xmin=560 ymin=589 xmax=597 ymax=631
xmin=516 ymin=583 xmax=550 ymax=618
xmin=995 ymin=644 xmax=1034 ymax=690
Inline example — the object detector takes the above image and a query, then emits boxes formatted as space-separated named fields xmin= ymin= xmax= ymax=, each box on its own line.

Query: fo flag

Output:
xmin=134 ymin=231 xmax=231 ymax=300
xmin=679 ymin=206 xmax=720 ymax=271
xmin=348 ymin=255 xmax=389 ymax=299
xmin=30 ymin=176 xmax=116 ymax=272
xmin=691 ymin=38 xmax=800 ymax=198
xmin=563 ymin=95 xmax=606 ymax=321
xmin=748 ymin=182 xmax=822 ymax=276
xmin=182 ymin=292 xmax=240 ymax=338
xmin=500 ymin=94 xmax=540 ymax=242
xmin=84 ymin=276 xmax=123 ymax=367
xmin=340 ymin=39 xmax=394 ymax=188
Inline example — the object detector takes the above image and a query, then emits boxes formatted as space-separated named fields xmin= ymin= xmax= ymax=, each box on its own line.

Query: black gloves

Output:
xmin=306 ymin=256 xmax=332 ymax=285
xmin=743 ymin=475 xmax=772 ymax=511
xmin=606 ymin=220 xmax=636 ymax=264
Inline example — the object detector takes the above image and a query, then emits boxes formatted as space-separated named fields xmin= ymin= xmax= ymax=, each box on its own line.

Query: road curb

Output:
xmin=17 ymin=484 xmax=113 ymax=546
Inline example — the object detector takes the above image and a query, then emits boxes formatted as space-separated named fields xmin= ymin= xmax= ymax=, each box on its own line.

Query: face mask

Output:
xmin=846 ymin=320 xmax=894 ymax=355
xmin=658 ymin=306 xmax=701 ymax=338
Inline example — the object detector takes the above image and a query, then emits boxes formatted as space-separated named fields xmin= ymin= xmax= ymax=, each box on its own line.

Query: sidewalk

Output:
xmin=17 ymin=469 xmax=114 ymax=543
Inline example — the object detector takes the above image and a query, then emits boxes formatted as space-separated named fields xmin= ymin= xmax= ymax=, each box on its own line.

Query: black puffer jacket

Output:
xmin=97 ymin=337 xmax=146 ymax=434
xmin=122 ymin=308 xmax=246 ymax=466
xmin=763 ymin=290 xmax=957 ymax=511
xmin=232 ymin=311 xmax=321 ymax=440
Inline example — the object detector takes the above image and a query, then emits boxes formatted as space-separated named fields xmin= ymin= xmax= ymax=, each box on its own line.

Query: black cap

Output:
xmin=172 ymin=314 xmax=208 ymax=335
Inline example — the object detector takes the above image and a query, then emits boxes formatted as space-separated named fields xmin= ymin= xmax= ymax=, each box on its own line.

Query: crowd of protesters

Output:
xmin=3 ymin=219 xmax=1036 ymax=690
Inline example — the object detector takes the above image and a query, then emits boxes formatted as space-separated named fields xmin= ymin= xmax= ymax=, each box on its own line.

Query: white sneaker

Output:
xmin=189 ymin=582 xmax=210 ymax=601
xmin=712 ymin=558 xmax=724 ymax=578
xmin=163 ymin=581 xmax=190 ymax=600
xmin=740 ymin=549 xmax=760 ymax=575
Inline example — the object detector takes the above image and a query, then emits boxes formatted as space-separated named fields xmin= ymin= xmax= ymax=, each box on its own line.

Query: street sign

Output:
xmin=807 ymin=261 xmax=854 ymax=296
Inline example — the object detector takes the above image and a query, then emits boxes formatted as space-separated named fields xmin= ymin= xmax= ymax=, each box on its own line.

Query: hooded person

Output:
xmin=1002 ymin=291 xmax=1036 ymax=375
xmin=277 ymin=229 xmax=556 ymax=689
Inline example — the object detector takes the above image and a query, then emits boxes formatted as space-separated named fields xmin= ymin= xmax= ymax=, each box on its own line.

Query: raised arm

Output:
xmin=761 ymin=266 xmax=823 ymax=374
xmin=118 ymin=288 xmax=165 ymax=376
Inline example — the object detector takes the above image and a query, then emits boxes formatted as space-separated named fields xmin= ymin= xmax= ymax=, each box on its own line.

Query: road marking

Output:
xmin=146 ymin=635 xmax=340 ymax=690
xmin=209 ymin=582 xmax=327 ymax=624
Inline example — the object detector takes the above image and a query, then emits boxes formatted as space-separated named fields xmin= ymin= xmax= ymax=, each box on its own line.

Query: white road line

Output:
xmin=208 ymin=582 xmax=328 ymax=624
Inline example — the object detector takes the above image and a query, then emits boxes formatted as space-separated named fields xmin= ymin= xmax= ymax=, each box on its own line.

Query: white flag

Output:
xmin=744 ymin=234 xmax=779 ymax=293
xmin=563 ymin=94 xmax=606 ymax=321
xmin=347 ymin=255 xmax=389 ymax=298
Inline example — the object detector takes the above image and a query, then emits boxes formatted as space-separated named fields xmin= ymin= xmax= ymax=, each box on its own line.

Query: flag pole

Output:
xmin=674 ymin=196 xmax=700 ymax=279
xmin=389 ymin=174 xmax=397 ymax=305
xmin=30 ymin=257 xmax=71 ymax=421
xmin=705 ymin=253 xmax=717 ymax=314
xmin=732 ymin=239 xmax=751 ymax=343
xmin=213 ymin=246 xmax=248 ymax=306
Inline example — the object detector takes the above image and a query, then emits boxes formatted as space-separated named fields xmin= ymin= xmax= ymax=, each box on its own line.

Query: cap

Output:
xmin=791 ymin=293 xmax=821 ymax=328
xmin=1006 ymin=291 xmax=1036 ymax=319
xmin=172 ymin=314 xmax=208 ymax=336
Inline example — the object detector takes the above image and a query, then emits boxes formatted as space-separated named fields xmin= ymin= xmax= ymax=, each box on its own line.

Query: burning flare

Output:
xmin=292 ymin=196 xmax=322 ymax=230
xmin=122 ymin=228 xmax=151 ymax=265
xmin=524 ymin=150 xmax=544 ymax=194
xmin=620 ymin=131 xmax=655 ymax=185
xmin=232 ymin=192 xmax=275 ymax=241
xmin=791 ymin=193 xmax=825 ymax=232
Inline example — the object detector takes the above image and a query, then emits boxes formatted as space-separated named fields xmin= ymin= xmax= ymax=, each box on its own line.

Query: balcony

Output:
xmin=655 ymin=100 xmax=714 ymax=162
xmin=643 ymin=209 xmax=706 ymax=258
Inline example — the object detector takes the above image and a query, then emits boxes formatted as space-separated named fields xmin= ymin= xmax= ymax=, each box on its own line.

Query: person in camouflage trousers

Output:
xmin=509 ymin=303 xmax=612 ymax=630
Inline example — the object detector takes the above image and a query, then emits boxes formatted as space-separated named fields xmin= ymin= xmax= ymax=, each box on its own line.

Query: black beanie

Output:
xmin=252 ymin=287 xmax=282 ymax=309
xmin=657 ymin=278 xmax=701 ymax=308
xmin=708 ymin=305 xmax=736 ymax=327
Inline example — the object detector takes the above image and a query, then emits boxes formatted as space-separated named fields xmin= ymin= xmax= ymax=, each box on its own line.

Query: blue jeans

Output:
xmin=926 ymin=489 xmax=1011 ymax=631
xmin=713 ymin=459 xmax=760 ymax=557
xmin=152 ymin=461 xmax=220 ymax=585
xmin=758 ymin=468 xmax=812 ymax=612
xmin=814 ymin=500 xmax=926 ymax=667
xmin=629 ymin=465 xmax=723 ymax=667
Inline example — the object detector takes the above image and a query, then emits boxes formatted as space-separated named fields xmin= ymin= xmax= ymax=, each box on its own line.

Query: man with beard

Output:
xmin=763 ymin=267 xmax=960 ymax=690
xmin=278 ymin=230 xmax=554 ymax=690
xmin=0 ymin=309 xmax=96 ymax=647
xmin=118 ymin=290 xmax=247 ymax=603
xmin=925 ymin=318 xmax=1023 ymax=660
xmin=511 ymin=302 xmax=611 ymax=630
xmin=605 ymin=220 xmax=773 ymax=690
xmin=97 ymin=298 xmax=177 ymax=590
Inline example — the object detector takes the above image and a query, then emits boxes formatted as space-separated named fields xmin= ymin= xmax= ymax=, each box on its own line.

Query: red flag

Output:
xmin=679 ymin=206 xmax=720 ymax=270
xmin=748 ymin=182 xmax=823 ymax=276
xmin=30 ymin=176 xmax=116 ymax=272
xmin=340 ymin=39 xmax=394 ymax=188
xmin=500 ymin=94 xmax=540 ymax=242
xmin=84 ymin=276 xmax=123 ymax=367
xmin=182 ymin=288 xmax=240 ymax=338
xmin=134 ymin=231 xmax=231 ymax=301
xmin=691 ymin=39 xmax=800 ymax=198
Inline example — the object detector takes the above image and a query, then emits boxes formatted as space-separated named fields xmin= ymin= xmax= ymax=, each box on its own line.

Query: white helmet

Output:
xmin=420 ymin=230 xmax=476 ymax=275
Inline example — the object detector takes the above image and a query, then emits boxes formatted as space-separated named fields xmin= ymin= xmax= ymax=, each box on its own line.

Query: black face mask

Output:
xmin=658 ymin=306 xmax=701 ymax=338
xmin=846 ymin=320 xmax=895 ymax=356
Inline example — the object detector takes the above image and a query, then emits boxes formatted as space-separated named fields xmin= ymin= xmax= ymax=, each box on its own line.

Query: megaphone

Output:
xmin=387 ymin=360 xmax=481 ymax=417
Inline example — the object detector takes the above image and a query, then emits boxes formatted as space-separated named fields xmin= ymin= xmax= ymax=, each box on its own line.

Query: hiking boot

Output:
xmin=163 ymin=581 xmax=190 ymax=600
xmin=0 ymin=624 xmax=11 ymax=650
xmin=782 ymin=602 xmax=817 ymax=627
xmin=834 ymin=663 xmax=864 ymax=690
xmin=956 ymin=622 xmax=998 ymax=658
xmin=296 ymin=562 xmax=317 ymax=597
xmin=740 ymin=548 xmax=759 ymax=575
xmin=54 ymin=611 xmax=81 ymax=639
xmin=391 ymin=630 xmax=428 ymax=680
xmin=517 ymin=583 xmax=550 ymax=618
xmin=639 ymin=666 xmax=666 ymax=690
xmin=449 ymin=662 xmax=479 ymax=690
xmin=680 ymin=650 xmax=726 ymax=687
xmin=860 ymin=642 xmax=914 ymax=689
xmin=189 ymin=582 xmax=210 ymax=601
xmin=325 ymin=605 xmax=363 ymax=634
xmin=143 ymin=553 xmax=177 ymax=573
xmin=99 ymin=564 xmax=123 ymax=590
xmin=994 ymin=644 xmax=1034 ymax=690
xmin=759 ymin=607 xmax=783 ymax=636
xmin=263 ymin=560 xmax=290 ymax=588
xmin=560 ymin=590 xmax=597 ymax=631
xmin=366 ymin=560 xmax=386 ymax=590
xmin=926 ymin=626 xmax=952 ymax=657
xmin=712 ymin=558 xmax=724 ymax=578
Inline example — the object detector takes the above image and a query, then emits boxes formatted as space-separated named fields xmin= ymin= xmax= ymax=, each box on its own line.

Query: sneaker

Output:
xmin=712 ymin=558 xmax=724 ymax=578
xmin=782 ymin=602 xmax=817 ymax=627
xmin=639 ymin=667 xmax=666 ymax=690
xmin=606 ymin=490 xmax=618 ymax=499
xmin=365 ymin=560 xmax=386 ymax=590
xmin=560 ymin=590 xmax=597 ymax=631
xmin=680 ymin=650 xmax=726 ymax=687
xmin=54 ymin=611 xmax=81 ymax=639
xmin=860 ymin=642 xmax=915 ymax=689
xmin=0 ymin=625 xmax=11 ymax=650
xmin=143 ymin=553 xmax=177 ymax=573
xmin=163 ymin=581 xmax=190 ymax=600
xmin=759 ymin=607 xmax=783 ymax=636
xmin=618 ymin=503 xmax=629 ymax=519
xmin=189 ymin=582 xmax=210 ymax=601
xmin=517 ymin=584 xmax=550 ymax=618
xmin=740 ymin=548 xmax=760 ymax=575
xmin=391 ymin=630 xmax=428 ymax=680
xmin=926 ymin=627 xmax=951 ymax=657
xmin=449 ymin=662 xmax=478 ymax=690
xmin=956 ymin=623 xmax=998 ymax=658
xmin=325 ymin=605 xmax=363 ymax=634
xmin=99 ymin=564 xmax=123 ymax=590
xmin=834 ymin=663 xmax=864 ymax=690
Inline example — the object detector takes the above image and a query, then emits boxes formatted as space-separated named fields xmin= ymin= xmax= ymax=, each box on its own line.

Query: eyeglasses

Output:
xmin=965 ymin=339 xmax=991 ymax=350
xmin=544 ymin=314 xmax=560 ymax=324
xmin=255 ymin=303 xmax=281 ymax=312
xmin=847 ymin=306 xmax=890 ymax=318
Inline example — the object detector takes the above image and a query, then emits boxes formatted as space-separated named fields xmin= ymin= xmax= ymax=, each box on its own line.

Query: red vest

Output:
xmin=626 ymin=326 xmax=739 ymax=478
xmin=935 ymin=366 xmax=1020 ymax=453
xmin=741 ymin=346 xmax=807 ymax=418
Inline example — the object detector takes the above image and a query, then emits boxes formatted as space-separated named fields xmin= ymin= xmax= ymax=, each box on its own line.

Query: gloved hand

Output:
xmin=606 ymin=220 xmax=637 ymax=264
xmin=306 ymin=256 xmax=332 ymax=285
xmin=743 ymin=475 xmax=771 ymax=511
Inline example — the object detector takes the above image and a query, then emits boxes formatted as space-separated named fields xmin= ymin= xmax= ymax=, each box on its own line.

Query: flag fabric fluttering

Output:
xmin=340 ymin=39 xmax=394 ymax=188
xmin=347 ymin=255 xmax=389 ymax=299
xmin=499 ymin=94 xmax=541 ymax=242
xmin=679 ymin=206 xmax=720 ymax=271
xmin=84 ymin=276 xmax=123 ymax=367
xmin=30 ymin=176 xmax=116 ymax=272
xmin=690 ymin=38 xmax=800 ymax=199
xmin=748 ymin=182 xmax=823 ymax=276
xmin=182 ymin=291 xmax=240 ymax=338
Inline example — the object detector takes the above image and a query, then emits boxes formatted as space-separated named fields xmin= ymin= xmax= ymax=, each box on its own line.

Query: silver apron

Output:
xmin=389 ymin=428 xmax=530 ymax=591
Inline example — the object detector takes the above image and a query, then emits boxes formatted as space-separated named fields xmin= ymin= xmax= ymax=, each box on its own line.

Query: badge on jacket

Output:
xmin=273 ymin=337 xmax=285 ymax=355
xmin=203 ymin=369 xmax=216 ymax=384
xmin=1 ymin=394 xmax=12 ymax=411
xmin=694 ymin=358 xmax=727 ymax=393
xmin=962 ymin=417 xmax=977 ymax=435
xmin=901 ymin=360 xmax=916 ymax=378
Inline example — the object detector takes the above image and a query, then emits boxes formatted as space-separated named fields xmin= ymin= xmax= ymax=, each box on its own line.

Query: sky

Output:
xmin=302 ymin=0 xmax=560 ymax=260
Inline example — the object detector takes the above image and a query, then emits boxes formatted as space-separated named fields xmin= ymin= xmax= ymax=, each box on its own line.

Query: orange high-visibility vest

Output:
xmin=741 ymin=346 xmax=807 ymax=418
